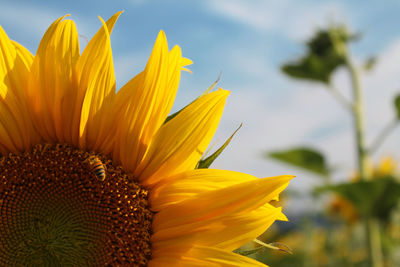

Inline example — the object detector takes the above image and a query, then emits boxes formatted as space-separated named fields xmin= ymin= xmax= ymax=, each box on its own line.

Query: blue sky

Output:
xmin=1 ymin=0 xmax=400 ymax=213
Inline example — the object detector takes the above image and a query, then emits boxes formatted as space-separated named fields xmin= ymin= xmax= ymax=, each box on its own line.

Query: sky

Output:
xmin=1 ymin=0 xmax=400 ymax=213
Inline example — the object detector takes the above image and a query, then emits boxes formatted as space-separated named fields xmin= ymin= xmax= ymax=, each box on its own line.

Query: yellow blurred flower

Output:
xmin=0 ymin=12 xmax=292 ymax=265
xmin=329 ymin=195 xmax=359 ymax=224
xmin=374 ymin=156 xmax=396 ymax=178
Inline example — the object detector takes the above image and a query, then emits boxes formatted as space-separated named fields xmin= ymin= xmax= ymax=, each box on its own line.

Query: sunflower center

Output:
xmin=0 ymin=144 xmax=152 ymax=266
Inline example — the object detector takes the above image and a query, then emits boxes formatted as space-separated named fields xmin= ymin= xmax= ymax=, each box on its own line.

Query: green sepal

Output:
xmin=268 ymin=147 xmax=330 ymax=177
xmin=234 ymin=239 xmax=292 ymax=256
xmin=197 ymin=123 xmax=242 ymax=169
xmin=164 ymin=72 xmax=222 ymax=124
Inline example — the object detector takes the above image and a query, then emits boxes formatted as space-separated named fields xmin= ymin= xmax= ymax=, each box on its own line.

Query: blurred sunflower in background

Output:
xmin=0 ymin=12 xmax=292 ymax=266
xmin=328 ymin=156 xmax=398 ymax=224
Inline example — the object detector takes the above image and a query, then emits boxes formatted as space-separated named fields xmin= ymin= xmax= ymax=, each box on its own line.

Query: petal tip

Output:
xmin=217 ymin=88 xmax=231 ymax=97
xmin=156 ymin=30 xmax=167 ymax=44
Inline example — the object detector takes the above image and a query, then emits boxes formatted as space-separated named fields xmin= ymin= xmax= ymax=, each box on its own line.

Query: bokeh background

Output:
xmin=1 ymin=0 xmax=400 ymax=266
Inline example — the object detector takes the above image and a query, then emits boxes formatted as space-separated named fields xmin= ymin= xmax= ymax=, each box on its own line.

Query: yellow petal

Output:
xmin=152 ymin=204 xmax=287 ymax=252
xmin=136 ymin=89 xmax=230 ymax=186
xmin=181 ymin=57 xmax=193 ymax=73
xmin=153 ymin=175 xmax=293 ymax=232
xmin=150 ymin=172 xmax=290 ymax=251
xmin=26 ymin=15 xmax=66 ymax=141
xmin=0 ymin=84 xmax=24 ymax=153
xmin=0 ymin=26 xmax=39 ymax=153
xmin=112 ymin=31 xmax=189 ymax=172
xmin=75 ymin=12 xmax=121 ymax=150
xmin=150 ymin=245 xmax=268 ymax=267
xmin=10 ymin=41 xmax=34 ymax=102
xmin=150 ymin=169 xmax=257 ymax=211
xmin=27 ymin=16 xmax=80 ymax=143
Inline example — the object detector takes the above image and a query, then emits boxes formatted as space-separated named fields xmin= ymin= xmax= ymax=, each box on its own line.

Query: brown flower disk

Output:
xmin=0 ymin=144 xmax=153 ymax=266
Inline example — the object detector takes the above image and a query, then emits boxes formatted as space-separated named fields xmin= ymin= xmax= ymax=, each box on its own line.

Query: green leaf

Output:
xmin=394 ymin=94 xmax=400 ymax=119
xmin=315 ymin=177 xmax=400 ymax=220
xmin=282 ymin=53 xmax=342 ymax=84
xmin=268 ymin=147 xmax=329 ymax=176
xmin=281 ymin=26 xmax=356 ymax=84
xmin=197 ymin=123 xmax=242 ymax=169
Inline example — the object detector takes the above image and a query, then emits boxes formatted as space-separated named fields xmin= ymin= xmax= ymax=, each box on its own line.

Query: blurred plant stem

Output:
xmin=304 ymin=217 xmax=316 ymax=267
xmin=368 ymin=218 xmax=383 ymax=267
xmin=327 ymin=84 xmax=352 ymax=111
xmin=345 ymin=54 xmax=383 ymax=267
xmin=369 ymin=118 xmax=398 ymax=154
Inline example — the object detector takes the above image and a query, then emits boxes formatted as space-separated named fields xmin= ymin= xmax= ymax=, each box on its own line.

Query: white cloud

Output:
xmin=362 ymin=38 xmax=400 ymax=157
xmin=206 ymin=0 xmax=281 ymax=31
xmin=211 ymin=79 xmax=348 ymax=173
xmin=364 ymin=39 xmax=400 ymax=124
xmin=204 ymin=0 xmax=348 ymax=40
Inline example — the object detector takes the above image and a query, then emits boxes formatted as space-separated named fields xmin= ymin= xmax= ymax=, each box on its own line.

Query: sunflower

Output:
xmin=0 ymin=12 xmax=293 ymax=266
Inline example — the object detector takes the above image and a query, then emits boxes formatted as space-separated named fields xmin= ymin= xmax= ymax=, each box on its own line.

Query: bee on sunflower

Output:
xmin=0 ymin=12 xmax=292 ymax=266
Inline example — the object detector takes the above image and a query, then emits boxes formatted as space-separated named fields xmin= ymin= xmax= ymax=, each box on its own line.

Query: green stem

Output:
xmin=347 ymin=59 xmax=369 ymax=180
xmin=346 ymin=57 xmax=383 ymax=267
xmin=369 ymin=218 xmax=383 ymax=267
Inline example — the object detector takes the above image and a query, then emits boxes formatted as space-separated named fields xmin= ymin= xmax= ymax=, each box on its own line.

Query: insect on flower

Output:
xmin=87 ymin=156 xmax=106 ymax=181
